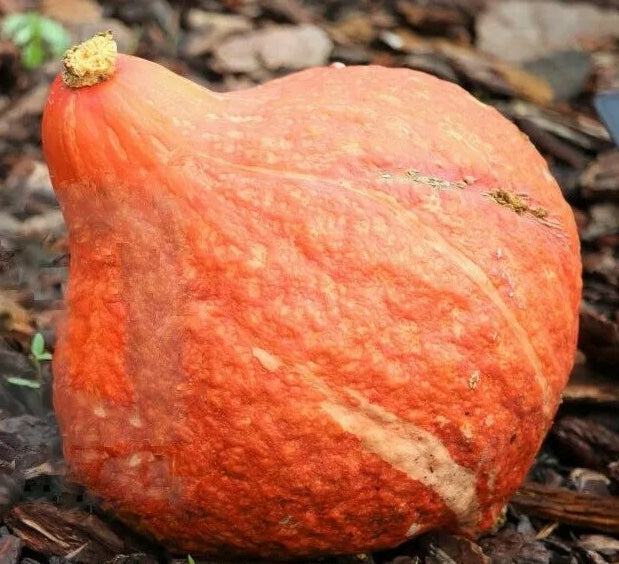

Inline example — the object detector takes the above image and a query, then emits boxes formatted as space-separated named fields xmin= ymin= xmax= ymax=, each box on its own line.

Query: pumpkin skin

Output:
xmin=42 ymin=36 xmax=581 ymax=559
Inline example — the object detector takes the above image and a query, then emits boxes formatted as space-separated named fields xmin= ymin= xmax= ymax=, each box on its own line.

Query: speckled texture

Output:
xmin=42 ymin=56 xmax=581 ymax=559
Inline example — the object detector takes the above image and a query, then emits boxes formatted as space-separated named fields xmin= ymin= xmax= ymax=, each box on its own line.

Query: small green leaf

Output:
xmin=31 ymin=332 xmax=45 ymax=357
xmin=1 ymin=12 xmax=69 ymax=70
xmin=6 ymin=376 xmax=41 ymax=389
xmin=39 ymin=18 xmax=70 ymax=54
xmin=37 ymin=352 xmax=53 ymax=361
xmin=187 ymin=556 xmax=196 ymax=564
xmin=11 ymin=23 xmax=34 ymax=46
xmin=0 ymin=13 xmax=30 ymax=38
xmin=21 ymin=41 xmax=45 ymax=69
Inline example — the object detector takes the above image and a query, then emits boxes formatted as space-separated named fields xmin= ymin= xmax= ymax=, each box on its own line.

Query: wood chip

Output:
xmin=5 ymin=501 xmax=125 ymax=560
xmin=396 ymin=1 xmax=469 ymax=30
xmin=580 ymin=150 xmax=619 ymax=201
xmin=511 ymin=482 xmax=619 ymax=533
xmin=517 ymin=117 xmax=588 ymax=169
xmin=578 ymin=533 xmax=619 ymax=558
xmin=377 ymin=30 xmax=555 ymax=103
xmin=0 ymin=83 xmax=49 ymax=143
xmin=327 ymin=14 xmax=376 ymax=45
xmin=182 ymin=11 xmax=252 ymax=57
xmin=417 ymin=532 xmax=490 ymax=563
xmin=0 ymin=534 xmax=22 ymax=564
xmin=403 ymin=53 xmax=459 ymax=82
xmin=479 ymin=525 xmax=550 ymax=564
xmin=501 ymin=101 xmax=612 ymax=151
xmin=258 ymin=0 xmax=317 ymax=24
xmin=564 ymin=364 xmax=619 ymax=404
xmin=569 ymin=468 xmax=611 ymax=496
xmin=551 ymin=416 xmax=619 ymax=471
xmin=579 ymin=304 xmax=619 ymax=370
xmin=582 ymin=248 xmax=618 ymax=287
xmin=0 ymin=290 xmax=33 ymax=348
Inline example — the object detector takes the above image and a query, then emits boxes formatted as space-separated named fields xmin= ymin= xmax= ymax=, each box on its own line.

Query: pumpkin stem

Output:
xmin=62 ymin=31 xmax=117 ymax=89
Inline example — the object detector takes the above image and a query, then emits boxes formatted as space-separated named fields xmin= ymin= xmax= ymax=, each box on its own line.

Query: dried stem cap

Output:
xmin=62 ymin=31 xmax=117 ymax=89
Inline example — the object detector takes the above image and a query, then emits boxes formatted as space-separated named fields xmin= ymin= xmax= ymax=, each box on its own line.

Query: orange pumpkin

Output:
xmin=42 ymin=32 xmax=581 ymax=559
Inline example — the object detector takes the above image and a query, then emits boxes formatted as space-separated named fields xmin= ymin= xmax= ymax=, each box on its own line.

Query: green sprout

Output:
xmin=5 ymin=375 xmax=41 ymax=389
xmin=6 ymin=332 xmax=52 ymax=389
xmin=187 ymin=556 xmax=196 ymax=564
xmin=1 ymin=11 xmax=70 ymax=69
xmin=31 ymin=332 xmax=53 ymax=370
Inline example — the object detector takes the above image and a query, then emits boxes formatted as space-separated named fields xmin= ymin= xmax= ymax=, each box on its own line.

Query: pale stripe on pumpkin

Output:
xmin=297 ymin=368 xmax=480 ymax=530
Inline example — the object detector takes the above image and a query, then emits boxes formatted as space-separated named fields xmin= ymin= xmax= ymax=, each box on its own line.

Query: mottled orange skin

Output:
xmin=42 ymin=55 xmax=581 ymax=559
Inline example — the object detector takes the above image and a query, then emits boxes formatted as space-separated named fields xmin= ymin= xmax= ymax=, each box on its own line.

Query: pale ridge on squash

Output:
xmin=297 ymin=367 xmax=481 ymax=530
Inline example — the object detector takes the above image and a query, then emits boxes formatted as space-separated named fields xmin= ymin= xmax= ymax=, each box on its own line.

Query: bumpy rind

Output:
xmin=42 ymin=52 xmax=581 ymax=559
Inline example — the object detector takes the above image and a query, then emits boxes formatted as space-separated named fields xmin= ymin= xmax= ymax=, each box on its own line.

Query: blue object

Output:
xmin=594 ymin=91 xmax=619 ymax=146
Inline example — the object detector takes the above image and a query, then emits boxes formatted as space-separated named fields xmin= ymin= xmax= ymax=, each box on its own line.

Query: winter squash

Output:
xmin=43 ymin=31 xmax=582 ymax=560
xmin=42 ymin=32 xmax=581 ymax=559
